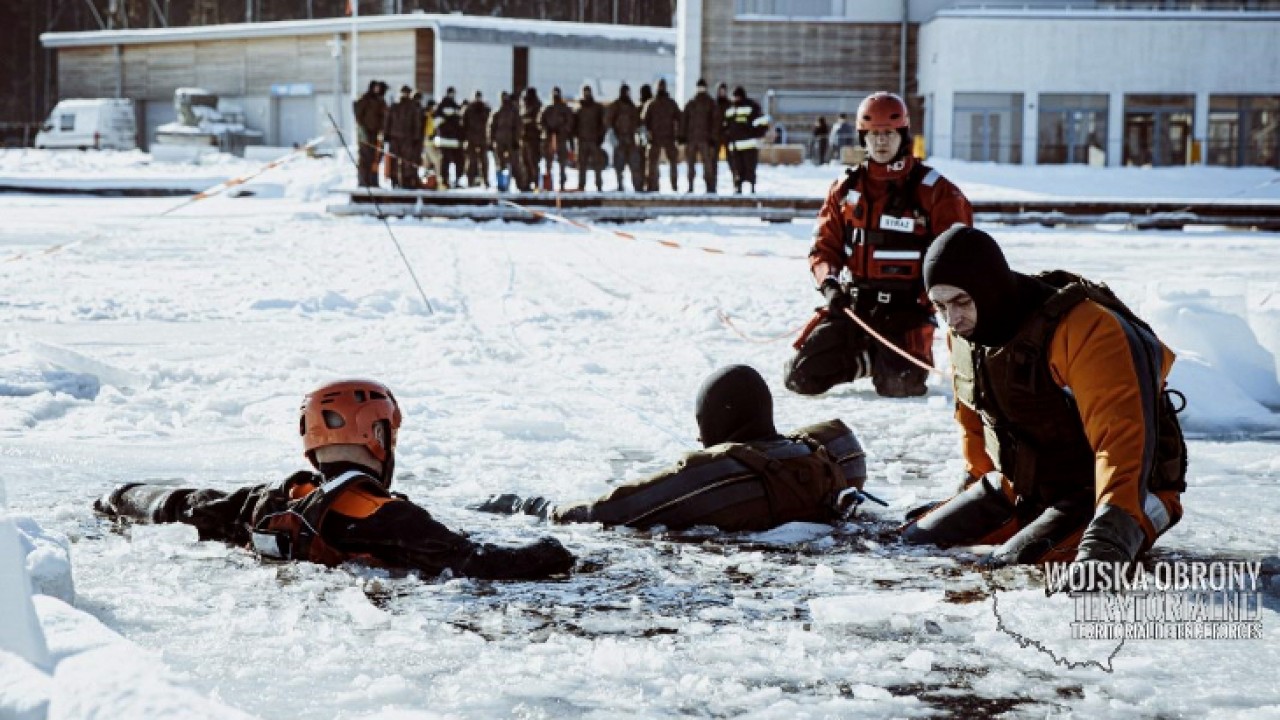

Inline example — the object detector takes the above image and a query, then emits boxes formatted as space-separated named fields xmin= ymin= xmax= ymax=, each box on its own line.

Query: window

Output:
xmin=59 ymin=114 xmax=76 ymax=132
xmin=953 ymin=93 xmax=1023 ymax=164
xmin=1123 ymin=95 xmax=1193 ymax=167
xmin=1208 ymin=96 xmax=1280 ymax=168
xmin=1038 ymin=94 xmax=1108 ymax=166
xmin=733 ymin=0 xmax=898 ymax=21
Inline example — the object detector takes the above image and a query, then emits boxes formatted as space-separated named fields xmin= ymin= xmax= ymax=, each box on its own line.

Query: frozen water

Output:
xmin=0 ymin=152 xmax=1277 ymax=717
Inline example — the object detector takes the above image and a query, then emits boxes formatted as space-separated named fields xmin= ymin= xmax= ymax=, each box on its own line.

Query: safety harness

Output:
xmin=249 ymin=470 xmax=390 ymax=566
xmin=952 ymin=271 xmax=1188 ymax=507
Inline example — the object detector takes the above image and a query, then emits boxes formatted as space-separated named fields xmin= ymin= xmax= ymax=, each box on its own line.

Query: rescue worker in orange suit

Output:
xmin=94 ymin=379 xmax=576 ymax=580
xmin=474 ymin=365 xmax=880 ymax=532
xmin=784 ymin=91 xmax=973 ymax=398
xmin=902 ymin=226 xmax=1187 ymax=569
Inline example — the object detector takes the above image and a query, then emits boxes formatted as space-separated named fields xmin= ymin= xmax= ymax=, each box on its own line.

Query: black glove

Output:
xmin=459 ymin=537 xmax=575 ymax=580
xmin=819 ymin=278 xmax=852 ymax=316
xmin=472 ymin=494 xmax=553 ymax=520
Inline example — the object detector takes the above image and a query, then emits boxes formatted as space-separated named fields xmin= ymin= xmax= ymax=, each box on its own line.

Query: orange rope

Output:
xmin=842 ymin=306 xmax=945 ymax=377
xmin=715 ymin=310 xmax=805 ymax=344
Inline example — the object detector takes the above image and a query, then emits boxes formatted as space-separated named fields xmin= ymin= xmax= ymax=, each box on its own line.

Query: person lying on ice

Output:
xmin=474 ymin=364 xmax=882 ymax=531
xmin=95 ymin=379 xmax=575 ymax=580
xmin=901 ymin=226 xmax=1188 ymax=569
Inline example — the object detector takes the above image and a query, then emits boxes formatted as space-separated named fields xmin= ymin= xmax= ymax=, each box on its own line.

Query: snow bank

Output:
xmin=0 ymin=502 xmax=254 ymax=720
xmin=1143 ymin=286 xmax=1280 ymax=433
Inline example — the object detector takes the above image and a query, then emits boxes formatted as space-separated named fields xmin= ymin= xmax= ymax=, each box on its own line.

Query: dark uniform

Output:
xmin=574 ymin=86 xmax=607 ymax=192
xmin=353 ymin=82 xmax=387 ymax=187
xmin=519 ymin=88 xmax=542 ymax=192
xmin=605 ymin=85 xmax=642 ymax=192
xmin=641 ymin=81 xmax=681 ymax=193
xmin=94 ymin=378 xmax=574 ymax=580
xmin=681 ymin=81 xmax=720 ymax=193
xmin=903 ymin=227 xmax=1187 ymax=568
xmin=384 ymin=89 xmax=422 ymax=189
xmin=539 ymin=88 xmax=574 ymax=191
xmin=95 ymin=464 xmax=574 ymax=580
xmin=461 ymin=92 xmax=491 ymax=188
xmin=432 ymin=90 xmax=464 ymax=188
xmin=489 ymin=92 xmax=522 ymax=191
xmin=476 ymin=365 xmax=879 ymax=533
xmin=723 ymin=87 xmax=767 ymax=193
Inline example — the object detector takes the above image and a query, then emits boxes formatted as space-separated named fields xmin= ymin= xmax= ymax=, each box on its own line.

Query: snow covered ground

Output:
xmin=1 ymin=152 xmax=1279 ymax=718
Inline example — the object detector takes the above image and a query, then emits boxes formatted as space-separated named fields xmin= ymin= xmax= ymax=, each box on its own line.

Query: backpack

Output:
xmin=1036 ymin=270 xmax=1188 ymax=494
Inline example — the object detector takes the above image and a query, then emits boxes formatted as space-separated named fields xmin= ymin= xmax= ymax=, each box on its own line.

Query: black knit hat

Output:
xmin=695 ymin=365 xmax=779 ymax=448
xmin=923 ymin=225 xmax=1049 ymax=347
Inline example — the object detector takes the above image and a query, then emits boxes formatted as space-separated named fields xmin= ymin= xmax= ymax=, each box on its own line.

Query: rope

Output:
xmin=715 ymin=309 xmax=805 ymax=345
xmin=327 ymin=112 xmax=434 ymax=315
xmin=842 ymin=306 xmax=945 ymax=377
xmin=159 ymin=131 xmax=334 ymax=216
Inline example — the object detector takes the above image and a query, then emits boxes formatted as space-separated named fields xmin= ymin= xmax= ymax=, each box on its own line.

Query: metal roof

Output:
xmin=41 ymin=13 xmax=674 ymax=51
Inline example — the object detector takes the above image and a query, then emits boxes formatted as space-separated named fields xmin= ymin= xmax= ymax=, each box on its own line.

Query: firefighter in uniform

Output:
xmin=784 ymin=91 xmax=973 ymax=399
xmin=903 ymin=226 xmax=1187 ymax=569
xmin=94 ymin=380 xmax=576 ymax=580
xmin=474 ymin=365 xmax=880 ymax=532
xmin=432 ymin=87 xmax=464 ymax=188
xmin=722 ymin=86 xmax=768 ymax=194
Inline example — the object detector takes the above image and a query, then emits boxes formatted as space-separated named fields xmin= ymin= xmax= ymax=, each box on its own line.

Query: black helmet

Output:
xmin=695 ymin=365 xmax=778 ymax=448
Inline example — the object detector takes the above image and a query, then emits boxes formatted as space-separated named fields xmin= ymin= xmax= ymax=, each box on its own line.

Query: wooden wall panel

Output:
xmin=194 ymin=40 xmax=247 ymax=96
xmin=415 ymin=29 xmax=435 ymax=95
xmin=146 ymin=44 xmax=197 ymax=98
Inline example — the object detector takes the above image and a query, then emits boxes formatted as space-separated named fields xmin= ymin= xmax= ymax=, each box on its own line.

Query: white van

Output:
xmin=34 ymin=98 xmax=138 ymax=151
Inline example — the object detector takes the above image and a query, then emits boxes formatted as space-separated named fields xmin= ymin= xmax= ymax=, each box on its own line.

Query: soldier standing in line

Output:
xmin=641 ymin=78 xmax=681 ymax=193
xmin=519 ymin=87 xmax=543 ymax=192
xmin=605 ymin=84 xmax=642 ymax=192
xmin=539 ymin=87 xmax=574 ymax=191
xmin=384 ymin=86 xmax=419 ymax=189
xmin=489 ymin=91 xmax=522 ymax=191
xmin=352 ymin=80 xmax=387 ymax=187
xmin=432 ymin=87 xmax=464 ymax=188
xmin=680 ymin=78 xmax=719 ymax=193
xmin=574 ymin=85 xmax=607 ymax=192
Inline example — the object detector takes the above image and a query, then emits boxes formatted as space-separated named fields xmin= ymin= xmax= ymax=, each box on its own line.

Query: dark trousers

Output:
xmin=783 ymin=293 xmax=934 ymax=398
xmin=613 ymin=140 xmax=642 ymax=192
xmin=542 ymin=135 xmax=570 ymax=189
xmin=686 ymin=141 xmax=717 ymax=193
xmin=901 ymin=475 xmax=1093 ymax=566
xmin=519 ymin=141 xmax=540 ymax=190
xmin=440 ymin=148 xmax=463 ymax=188
xmin=465 ymin=144 xmax=489 ymax=187
xmin=728 ymin=148 xmax=758 ymax=190
xmin=645 ymin=139 xmax=679 ymax=191
xmin=357 ymin=143 xmax=379 ymax=187
xmin=493 ymin=142 xmax=518 ymax=188
xmin=578 ymin=142 xmax=605 ymax=191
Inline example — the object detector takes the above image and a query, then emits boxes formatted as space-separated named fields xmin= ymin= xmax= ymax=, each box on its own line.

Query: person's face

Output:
xmin=866 ymin=129 xmax=902 ymax=164
xmin=717 ymin=88 xmax=727 ymax=99
xmin=928 ymin=284 xmax=977 ymax=338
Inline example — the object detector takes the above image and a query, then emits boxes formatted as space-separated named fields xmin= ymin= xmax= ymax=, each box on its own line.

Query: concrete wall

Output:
xmin=918 ymin=15 xmax=1280 ymax=163
xmin=529 ymin=47 xmax=673 ymax=101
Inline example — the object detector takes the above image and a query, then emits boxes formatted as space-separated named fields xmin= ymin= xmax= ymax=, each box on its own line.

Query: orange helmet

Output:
xmin=299 ymin=379 xmax=402 ymax=468
xmin=856 ymin=92 xmax=909 ymax=132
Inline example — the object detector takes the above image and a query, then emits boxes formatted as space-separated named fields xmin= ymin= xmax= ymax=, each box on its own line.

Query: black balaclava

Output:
xmin=694 ymin=365 xmax=779 ymax=448
xmin=923 ymin=225 xmax=1052 ymax=348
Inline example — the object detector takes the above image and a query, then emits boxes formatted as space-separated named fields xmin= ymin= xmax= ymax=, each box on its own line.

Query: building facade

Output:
xmin=42 ymin=15 xmax=674 ymax=149
xmin=918 ymin=8 xmax=1280 ymax=168
xmin=677 ymin=0 xmax=1280 ymax=167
